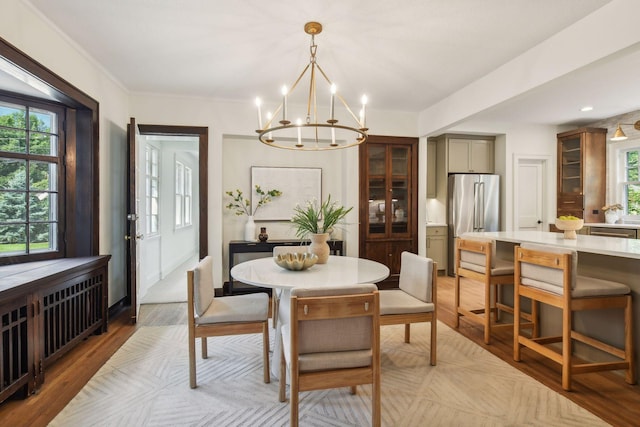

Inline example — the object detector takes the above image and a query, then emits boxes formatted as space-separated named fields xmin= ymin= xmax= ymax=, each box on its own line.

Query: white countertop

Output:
xmin=426 ymin=223 xmax=447 ymax=227
xmin=464 ymin=230 xmax=640 ymax=260
xmin=585 ymin=222 xmax=640 ymax=229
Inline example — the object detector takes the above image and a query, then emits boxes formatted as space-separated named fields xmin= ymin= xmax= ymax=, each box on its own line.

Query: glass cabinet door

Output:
xmin=367 ymin=145 xmax=386 ymax=235
xmin=559 ymin=136 xmax=582 ymax=194
xmin=366 ymin=144 xmax=410 ymax=236
xmin=391 ymin=146 xmax=409 ymax=233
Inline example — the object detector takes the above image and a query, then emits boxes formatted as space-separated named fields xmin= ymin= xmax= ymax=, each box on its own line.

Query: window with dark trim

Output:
xmin=0 ymin=95 xmax=65 ymax=259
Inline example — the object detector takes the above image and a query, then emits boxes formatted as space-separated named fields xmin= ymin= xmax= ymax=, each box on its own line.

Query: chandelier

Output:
xmin=254 ymin=22 xmax=368 ymax=150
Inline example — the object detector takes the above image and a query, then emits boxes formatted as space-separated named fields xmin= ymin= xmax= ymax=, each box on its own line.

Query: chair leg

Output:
xmin=404 ymin=324 xmax=411 ymax=343
xmin=350 ymin=385 xmax=357 ymax=394
xmin=373 ymin=377 xmax=381 ymax=427
xmin=562 ymin=300 xmax=572 ymax=391
xmin=513 ymin=284 xmax=521 ymax=362
xmin=189 ymin=331 xmax=196 ymax=388
xmin=272 ymin=291 xmax=280 ymax=330
xmin=263 ymin=321 xmax=270 ymax=383
xmin=201 ymin=337 xmax=208 ymax=359
xmin=625 ymin=295 xmax=636 ymax=385
xmin=483 ymin=279 xmax=491 ymax=344
xmin=279 ymin=338 xmax=287 ymax=402
xmin=430 ymin=317 xmax=437 ymax=366
xmin=290 ymin=377 xmax=299 ymax=427
xmin=454 ymin=274 xmax=461 ymax=328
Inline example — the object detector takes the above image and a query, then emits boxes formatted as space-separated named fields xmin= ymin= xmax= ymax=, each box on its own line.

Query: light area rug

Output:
xmin=50 ymin=322 xmax=608 ymax=427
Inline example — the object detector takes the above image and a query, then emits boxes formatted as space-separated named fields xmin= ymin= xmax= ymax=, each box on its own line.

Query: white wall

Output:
xmin=130 ymin=94 xmax=418 ymax=289
xmin=1 ymin=0 xmax=131 ymax=305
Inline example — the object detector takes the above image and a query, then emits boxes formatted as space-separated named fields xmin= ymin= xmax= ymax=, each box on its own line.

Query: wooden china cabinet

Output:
xmin=359 ymin=135 xmax=418 ymax=288
xmin=556 ymin=127 xmax=606 ymax=223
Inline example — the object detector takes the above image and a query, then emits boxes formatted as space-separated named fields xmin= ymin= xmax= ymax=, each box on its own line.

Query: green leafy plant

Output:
xmin=225 ymin=185 xmax=282 ymax=216
xmin=291 ymin=195 xmax=353 ymax=238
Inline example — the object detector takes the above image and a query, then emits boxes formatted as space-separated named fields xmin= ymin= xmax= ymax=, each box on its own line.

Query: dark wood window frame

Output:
xmin=0 ymin=36 xmax=100 ymax=265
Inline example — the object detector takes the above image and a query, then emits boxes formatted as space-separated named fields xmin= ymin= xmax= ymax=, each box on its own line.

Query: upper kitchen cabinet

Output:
xmin=556 ymin=127 xmax=606 ymax=222
xmin=359 ymin=135 xmax=418 ymax=288
xmin=430 ymin=134 xmax=495 ymax=174
xmin=447 ymin=137 xmax=494 ymax=173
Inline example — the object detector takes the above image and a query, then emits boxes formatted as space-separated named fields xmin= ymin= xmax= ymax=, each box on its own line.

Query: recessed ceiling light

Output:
xmin=580 ymin=106 xmax=594 ymax=112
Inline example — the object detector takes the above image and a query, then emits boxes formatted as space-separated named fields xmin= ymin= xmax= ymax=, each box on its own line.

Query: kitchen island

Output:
xmin=464 ymin=230 xmax=640 ymax=373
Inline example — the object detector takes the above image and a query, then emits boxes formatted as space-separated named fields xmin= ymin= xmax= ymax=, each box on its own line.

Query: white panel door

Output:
xmin=516 ymin=160 xmax=544 ymax=231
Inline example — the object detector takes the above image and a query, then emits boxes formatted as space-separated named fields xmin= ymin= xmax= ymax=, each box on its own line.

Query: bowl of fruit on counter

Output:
xmin=555 ymin=216 xmax=584 ymax=239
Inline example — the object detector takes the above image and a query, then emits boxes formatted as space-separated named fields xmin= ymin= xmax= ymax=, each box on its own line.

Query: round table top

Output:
xmin=230 ymin=255 xmax=390 ymax=289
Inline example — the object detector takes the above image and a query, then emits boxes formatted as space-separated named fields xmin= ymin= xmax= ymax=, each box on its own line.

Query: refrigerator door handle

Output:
xmin=474 ymin=181 xmax=485 ymax=230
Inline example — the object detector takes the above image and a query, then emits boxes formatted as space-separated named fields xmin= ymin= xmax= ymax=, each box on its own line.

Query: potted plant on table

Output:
xmin=225 ymin=185 xmax=282 ymax=241
xmin=290 ymin=195 xmax=352 ymax=263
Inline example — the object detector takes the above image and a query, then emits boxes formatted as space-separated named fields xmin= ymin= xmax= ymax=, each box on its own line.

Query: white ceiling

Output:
xmin=8 ymin=0 xmax=640 ymax=128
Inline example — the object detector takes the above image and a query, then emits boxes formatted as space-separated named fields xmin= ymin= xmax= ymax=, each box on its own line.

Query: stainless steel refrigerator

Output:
xmin=447 ymin=174 xmax=500 ymax=275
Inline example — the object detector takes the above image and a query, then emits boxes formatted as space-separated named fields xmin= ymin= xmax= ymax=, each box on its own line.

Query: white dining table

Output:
xmin=230 ymin=255 xmax=390 ymax=379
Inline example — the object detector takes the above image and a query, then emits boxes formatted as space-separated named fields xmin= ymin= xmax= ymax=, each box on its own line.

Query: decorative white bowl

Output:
xmin=274 ymin=252 xmax=318 ymax=271
xmin=555 ymin=218 xmax=584 ymax=239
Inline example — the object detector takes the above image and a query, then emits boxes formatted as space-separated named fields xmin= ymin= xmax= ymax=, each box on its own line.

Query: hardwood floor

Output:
xmin=1 ymin=277 xmax=638 ymax=426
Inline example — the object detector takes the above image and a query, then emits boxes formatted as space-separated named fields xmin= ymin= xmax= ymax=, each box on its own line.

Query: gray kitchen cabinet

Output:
xmin=426 ymin=225 xmax=447 ymax=272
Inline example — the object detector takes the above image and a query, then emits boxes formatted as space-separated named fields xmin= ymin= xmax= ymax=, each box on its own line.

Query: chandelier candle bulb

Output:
xmin=329 ymin=84 xmax=336 ymax=121
xmin=266 ymin=112 xmax=273 ymax=141
xmin=281 ymin=85 xmax=288 ymax=123
xmin=296 ymin=119 xmax=303 ymax=147
xmin=255 ymin=97 xmax=262 ymax=130
xmin=361 ymin=95 xmax=367 ymax=128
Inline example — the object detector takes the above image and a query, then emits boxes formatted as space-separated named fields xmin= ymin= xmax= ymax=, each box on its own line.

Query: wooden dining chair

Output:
xmin=279 ymin=284 xmax=381 ymax=427
xmin=379 ymin=251 xmax=437 ymax=365
xmin=455 ymin=236 xmax=536 ymax=344
xmin=187 ymin=255 xmax=270 ymax=388
xmin=513 ymin=243 xmax=635 ymax=391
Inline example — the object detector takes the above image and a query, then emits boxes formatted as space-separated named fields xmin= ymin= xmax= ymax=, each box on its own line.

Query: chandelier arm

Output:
xmin=315 ymin=63 xmax=363 ymax=127
xmin=307 ymin=62 xmax=316 ymax=123
xmin=258 ymin=123 xmax=367 ymax=150
xmin=288 ymin=63 xmax=311 ymax=101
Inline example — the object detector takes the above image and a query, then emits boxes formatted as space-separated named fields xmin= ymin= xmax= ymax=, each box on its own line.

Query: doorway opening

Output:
xmin=127 ymin=124 xmax=208 ymax=319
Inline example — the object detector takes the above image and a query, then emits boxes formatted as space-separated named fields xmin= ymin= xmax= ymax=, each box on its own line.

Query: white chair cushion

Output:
xmin=399 ymin=252 xmax=433 ymax=303
xmin=379 ymin=289 xmax=434 ymax=315
xmin=193 ymin=256 xmax=215 ymax=317
xmin=520 ymin=243 xmax=577 ymax=294
xmin=460 ymin=257 xmax=514 ymax=276
xmin=523 ymin=275 xmax=630 ymax=298
xmin=196 ymin=292 xmax=269 ymax=324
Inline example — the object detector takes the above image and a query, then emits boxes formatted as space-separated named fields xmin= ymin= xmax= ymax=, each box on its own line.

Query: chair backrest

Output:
xmin=290 ymin=284 xmax=379 ymax=359
xmin=399 ymin=251 xmax=434 ymax=303
xmin=457 ymin=236 xmax=497 ymax=272
xmin=517 ymin=243 xmax=577 ymax=295
xmin=192 ymin=256 xmax=215 ymax=316
xmin=273 ymin=245 xmax=309 ymax=256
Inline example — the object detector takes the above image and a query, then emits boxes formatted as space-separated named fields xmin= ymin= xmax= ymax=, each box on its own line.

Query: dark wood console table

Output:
xmin=0 ymin=255 xmax=110 ymax=404
xmin=227 ymin=239 xmax=344 ymax=294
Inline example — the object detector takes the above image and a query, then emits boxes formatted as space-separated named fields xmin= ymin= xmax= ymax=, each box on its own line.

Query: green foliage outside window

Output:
xmin=0 ymin=105 xmax=58 ymax=253
xmin=625 ymin=150 xmax=640 ymax=215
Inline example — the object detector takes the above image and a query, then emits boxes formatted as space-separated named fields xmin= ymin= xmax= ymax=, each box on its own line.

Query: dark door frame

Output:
xmin=125 ymin=123 xmax=208 ymax=323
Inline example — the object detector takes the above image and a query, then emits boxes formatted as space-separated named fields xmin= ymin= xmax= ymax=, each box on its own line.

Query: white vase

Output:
xmin=244 ymin=215 xmax=256 ymax=241
xmin=605 ymin=210 xmax=619 ymax=224
xmin=308 ymin=233 xmax=330 ymax=264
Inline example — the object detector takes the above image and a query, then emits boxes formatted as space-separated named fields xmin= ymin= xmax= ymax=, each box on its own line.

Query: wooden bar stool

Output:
xmin=513 ymin=243 xmax=635 ymax=391
xmin=454 ymin=236 xmax=535 ymax=344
